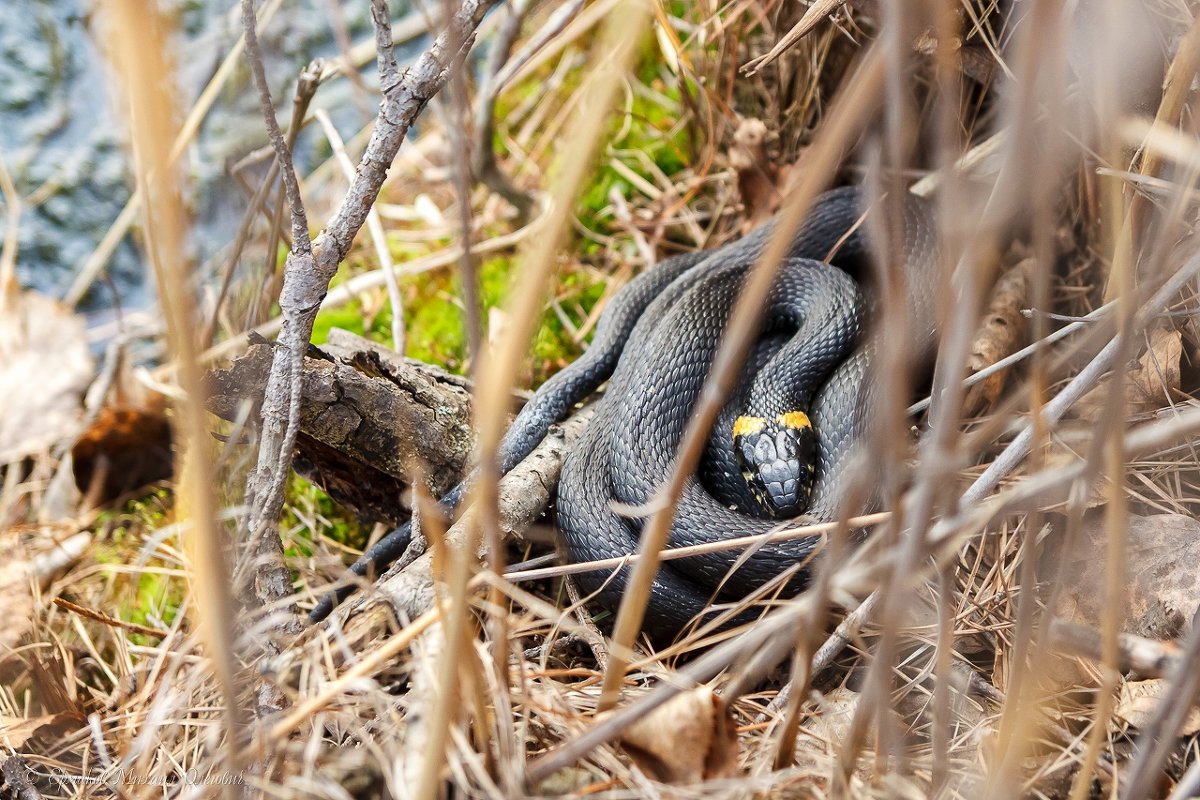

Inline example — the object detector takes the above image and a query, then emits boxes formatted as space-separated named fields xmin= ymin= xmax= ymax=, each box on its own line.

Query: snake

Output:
xmin=309 ymin=187 xmax=939 ymax=634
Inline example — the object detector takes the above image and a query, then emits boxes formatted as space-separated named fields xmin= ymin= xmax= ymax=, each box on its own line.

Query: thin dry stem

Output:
xmin=101 ymin=0 xmax=242 ymax=774
xmin=0 ymin=153 xmax=19 ymax=297
xmin=314 ymin=108 xmax=405 ymax=353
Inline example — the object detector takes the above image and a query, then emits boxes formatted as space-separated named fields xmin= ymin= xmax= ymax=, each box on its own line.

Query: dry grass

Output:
xmin=4 ymin=0 xmax=1200 ymax=798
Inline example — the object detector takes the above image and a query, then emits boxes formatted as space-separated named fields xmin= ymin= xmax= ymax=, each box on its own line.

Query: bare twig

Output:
xmin=1121 ymin=610 xmax=1200 ymax=798
xmin=741 ymin=0 xmax=848 ymax=76
xmin=238 ymin=0 xmax=499 ymax=633
xmin=338 ymin=408 xmax=591 ymax=631
xmin=1167 ymin=756 xmax=1200 ymax=800
xmin=239 ymin=0 xmax=316 ymax=641
xmin=1048 ymin=618 xmax=1184 ymax=680
xmin=471 ymin=0 xmax=591 ymax=218
xmin=907 ymin=299 xmax=1115 ymax=415
xmin=207 ymin=60 xmax=324 ymax=344
xmin=472 ymin=0 xmax=536 ymax=218
xmin=52 ymin=597 xmax=170 ymax=639
xmin=323 ymin=0 xmax=373 ymax=119
xmin=489 ymin=0 xmax=586 ymax=94
xmin=241 ymin=3 xmax=311 ymax=254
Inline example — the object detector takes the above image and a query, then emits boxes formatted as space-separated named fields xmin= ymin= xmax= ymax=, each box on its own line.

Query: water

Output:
xmin=0 ymin=0 xmax=412 ymax=315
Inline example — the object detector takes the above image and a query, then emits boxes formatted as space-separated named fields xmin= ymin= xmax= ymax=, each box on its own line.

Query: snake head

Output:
xmin=732 ymin=412 xmax=815 ymax=518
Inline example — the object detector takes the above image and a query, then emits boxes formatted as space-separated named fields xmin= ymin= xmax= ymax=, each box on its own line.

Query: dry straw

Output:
xmin=7 ymin=0 xmax=1200 ymax=798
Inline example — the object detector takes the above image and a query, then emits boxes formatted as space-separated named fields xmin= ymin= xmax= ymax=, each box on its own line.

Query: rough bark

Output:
xmin=208 ymin=331 xmax=475 ymax=523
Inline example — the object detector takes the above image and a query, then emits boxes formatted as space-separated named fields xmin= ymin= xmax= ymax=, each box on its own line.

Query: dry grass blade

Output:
xmin=741 ymin=0 xmax=847 ymax=76
xmin=504 ymin=511 xmax=892 ymax=583
xmin=419 ymin=1 xmax=654 ymax=793
xmin=267 ymin=606 xmax=441 ymax=741
xmin=1113 ymin=8 xmax=1200 ymax=286
xmin=0 ymin=153 xmax=19 ymax=297
xmin=98 ymin=0 xmax=241 ymax=776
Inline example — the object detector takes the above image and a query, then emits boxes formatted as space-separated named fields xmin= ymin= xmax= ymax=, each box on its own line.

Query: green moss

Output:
xmin=126 ymin=570 xmax=179 ymax=642
xmin=403 ymin=268 xmax=467 ymax=371
xmin=92 ymin=489 xmax=183 ymax=642
xmin=311 ymin=304 xmax=367 ymax=343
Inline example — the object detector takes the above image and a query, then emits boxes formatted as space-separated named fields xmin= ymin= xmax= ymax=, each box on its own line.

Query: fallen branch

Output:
xmin=1048 ymin=618 xmax=1184 ymax=680
xmin=207 ymin=331 xmax=475 ymax=524
xmin=333 ymin=408 xmax=593 ymax=646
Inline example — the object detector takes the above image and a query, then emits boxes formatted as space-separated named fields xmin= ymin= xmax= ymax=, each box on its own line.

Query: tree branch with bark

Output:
xmin=237 ymin=0 xmax=500 ymax=636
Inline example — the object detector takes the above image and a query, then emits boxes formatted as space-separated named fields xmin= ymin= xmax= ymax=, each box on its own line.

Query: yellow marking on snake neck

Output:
xmin=732 ymin=415 xmax=766 ymax=437
xmin=776 ymin=411 xmax=812 ymax=430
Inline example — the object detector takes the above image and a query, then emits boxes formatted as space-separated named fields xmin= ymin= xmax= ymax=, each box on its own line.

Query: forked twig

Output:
xmin=238 ymin=0 xmax=499 ymax=627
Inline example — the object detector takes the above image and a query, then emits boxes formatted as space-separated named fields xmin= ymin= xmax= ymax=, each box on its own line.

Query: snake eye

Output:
xmin=732 ymin=412 xmax=815 ymax=518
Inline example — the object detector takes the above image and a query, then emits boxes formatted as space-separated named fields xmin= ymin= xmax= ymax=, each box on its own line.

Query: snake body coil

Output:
xmin=310 ymin=187 xmax=939 ymax=634
xmin=556 ymin=187 xmax=940 ymax=640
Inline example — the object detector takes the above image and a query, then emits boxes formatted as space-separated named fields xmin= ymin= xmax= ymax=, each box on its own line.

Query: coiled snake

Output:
xmin=310 ymin=187 xmax=940 ymax=639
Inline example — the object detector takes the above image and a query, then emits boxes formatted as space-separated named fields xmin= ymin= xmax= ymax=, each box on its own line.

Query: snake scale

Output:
xmin=310 ymin=187 xmax=940 ymax=639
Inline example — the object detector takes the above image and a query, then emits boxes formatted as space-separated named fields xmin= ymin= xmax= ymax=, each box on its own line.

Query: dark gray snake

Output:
xmin=310 ymin=187 xmax=939 ymax=636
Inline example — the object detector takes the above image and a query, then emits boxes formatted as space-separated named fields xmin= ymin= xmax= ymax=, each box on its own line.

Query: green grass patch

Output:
xmin=92 ymin=489 xmax=183 ymax=642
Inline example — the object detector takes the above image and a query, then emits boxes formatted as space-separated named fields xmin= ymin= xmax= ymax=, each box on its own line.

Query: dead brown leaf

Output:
xmin=0 ymin=288 xmax=94 ymax=463
xmin=71 ymin=402 xmax=172 ymax=507
xmin=1051 ymin=513 xmax=1200 ymax=642
xmin=1077 ymin=326 xmax=1182 ymax=423
xmin=730 ymin=118 xmax=781 ymax=235
xmin=1128 ymin=326 xmax=1183 ymax=410
xmin=0 ymin=711 xmax=87 ymax=750
xmin=613 ymin=686 xmax=739 ymax=784
xmin=1111 ymin=678 xmax=1200 ymax=736
xmin=963 ymin=259 xmax=1031 ymax=416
